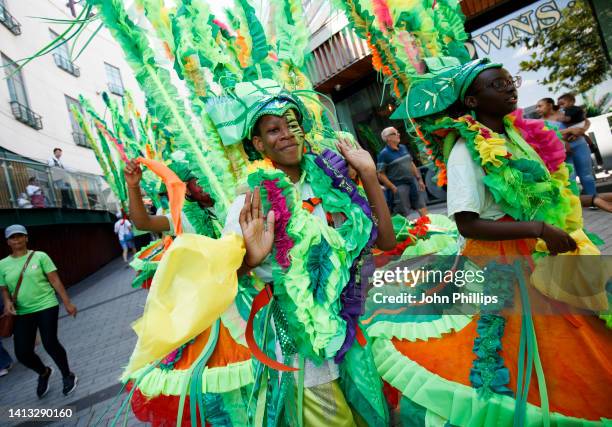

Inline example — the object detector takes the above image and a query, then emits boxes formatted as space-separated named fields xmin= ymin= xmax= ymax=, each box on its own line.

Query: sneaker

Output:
xmin=37 ymin=367 xmax=53 ymax=398
xmin=62 ymin=372 xmax=78 ymax=396
xmin=0 ymin=363 xmax=12 ymax=377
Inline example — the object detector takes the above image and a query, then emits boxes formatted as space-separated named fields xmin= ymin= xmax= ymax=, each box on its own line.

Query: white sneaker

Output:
xmin=0 ymin=363 xmax=12 ymax=377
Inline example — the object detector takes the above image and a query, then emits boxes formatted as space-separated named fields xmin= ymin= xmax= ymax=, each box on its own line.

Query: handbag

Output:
xmin=0 ymin=251 xmax=35 ymax=337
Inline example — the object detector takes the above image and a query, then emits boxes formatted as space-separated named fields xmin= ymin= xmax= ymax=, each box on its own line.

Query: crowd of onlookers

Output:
xmin=536 ymin=93 xmax=612 ymax=212
xmin=18 ymin=148 xmax=73 ymax=209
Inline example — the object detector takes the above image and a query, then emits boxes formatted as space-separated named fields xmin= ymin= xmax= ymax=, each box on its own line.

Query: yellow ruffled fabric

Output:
xmin=458 ymin=118 xmax=507 ymax=167
xmin=473 ymin=134 xmax=507 ymax=167
xmin=124 ymin=233 xmax=245 ymax=375
xmin=532 ymin=229 xmax=610 ymax=311
xmin=550 ymin=164 xmax=583 ymax=232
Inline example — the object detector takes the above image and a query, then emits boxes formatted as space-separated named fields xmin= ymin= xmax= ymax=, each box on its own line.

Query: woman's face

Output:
xmin=464 ymin=68 xmax=518 ymax=118
xmin=7 ymin=234 xmax=27 ymax=253
xmin=536 ymin=100 xmax=553 ymax=116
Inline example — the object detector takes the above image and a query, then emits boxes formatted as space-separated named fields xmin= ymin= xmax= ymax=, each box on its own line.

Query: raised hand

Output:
xmin=239 ymin=187 xmax=275 ymax=268
xmin=124 ymin=159 xmax=143 ymax=188
xmin=336 ymin=138 xmax=376 ymax=176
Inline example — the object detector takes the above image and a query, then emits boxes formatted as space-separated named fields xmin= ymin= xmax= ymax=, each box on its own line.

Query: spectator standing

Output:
xmin=114 ymin=213 xmax=137 ymax=262
xmin=0 ymin=225 xmax=78 ymax=398
xmin=47 ymin=148 xmax=64 ymax=169
xmin=377 ymin=127 xmax=428 ymax=217
xmin=26 ymin=178 xmax=45 ymax=208
xmin=538 ymin=97 xmax=612 ymax=212
xmin=557 ymin=94 xmax=597 ymax=197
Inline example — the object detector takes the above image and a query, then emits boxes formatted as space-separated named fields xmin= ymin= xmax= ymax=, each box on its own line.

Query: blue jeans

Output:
xmin=567 ymin=138 xmax=597 ymax=196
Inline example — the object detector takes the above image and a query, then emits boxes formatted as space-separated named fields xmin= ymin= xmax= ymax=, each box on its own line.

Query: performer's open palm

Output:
xmin=239 ymin=187 xmax=275 ymax=268
xmin=336 ymin=138 xmax=376 ymax=175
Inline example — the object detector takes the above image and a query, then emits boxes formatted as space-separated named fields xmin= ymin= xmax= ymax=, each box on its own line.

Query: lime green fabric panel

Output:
xmin=126 ymin=360 xmax=254 ymax=397
xmin=372 ymin=338 xmax=603 ymax=426
xmin=0 ymin=251 xmax=59 ymax=315
xmin=366 ymin=315 xmax=473 ymax=341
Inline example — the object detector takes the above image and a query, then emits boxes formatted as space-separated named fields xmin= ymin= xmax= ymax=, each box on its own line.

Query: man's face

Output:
xmin=252 ymin=111 xmax=304 ymax=166
xmin=557 ymin=97 xmax=573 ymax=109
xmin=384 ymin=128 xmax=401 ymax=146
xmin=54 ymin=150 xmax=62 ymax=159
xmin=464 ymin=68 xmax=518 ymax=117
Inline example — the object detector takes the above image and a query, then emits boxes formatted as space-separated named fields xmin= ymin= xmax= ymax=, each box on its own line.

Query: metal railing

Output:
xmin=305 ymin=25 xmax=369 ymax=87
xmin=0 ymin=5 xmax=21 ymax=35
xmin=10 ymin=101 xmax=43 ymax=130
xmin=107 ymin=82 xmax=124 ymax=96
xmin=53 ymin=53 xmax=80 ymax=77
xmin=72 ymin=130 xmax=88 ymax=147
xmin=0 ymin=157 xmax=120 ymax=212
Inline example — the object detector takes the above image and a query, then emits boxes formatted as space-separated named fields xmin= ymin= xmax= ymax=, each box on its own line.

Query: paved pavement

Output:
xmin=0 ymin=204 xmax=610 ymax=426
xmin=0 ymin=258 xmax=144 ymax=426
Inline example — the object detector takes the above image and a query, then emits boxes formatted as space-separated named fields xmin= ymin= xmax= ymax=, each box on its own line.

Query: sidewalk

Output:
xmin=0 ymin=206 xmax=610 ymax=427
xmin=0 ymin=258 xmax=144 ymax=426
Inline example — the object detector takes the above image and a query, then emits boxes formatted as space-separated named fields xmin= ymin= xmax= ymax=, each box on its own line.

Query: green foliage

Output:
xmin=508 ymin=0 xmax=611 ymax=93
xmin=583 ymin=90 xmax=612 ymax=117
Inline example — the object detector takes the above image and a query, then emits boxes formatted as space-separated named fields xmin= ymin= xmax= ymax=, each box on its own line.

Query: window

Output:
xmin=0 ymin=0 xmax=21 ymax=35
xmin=2 ymin=53 xmax=42 ymax=129
xmin=65 ymin=95 xmax=87 ymax=147
xmin=104 ymin=63 xmax=124 ymax=96
xmin=50 ymin=30 xmax=80 ymax=77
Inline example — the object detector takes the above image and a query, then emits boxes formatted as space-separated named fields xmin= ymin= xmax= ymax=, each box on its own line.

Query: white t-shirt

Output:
xmin=223 ymin=181 xmax=341 ymax=387
xmin=157 ymin=208 xmax=197 ymax=235
xmin=26 ymin=185 xmax=42 ymax=197
xmin=114 ymin=219 xmax=133 ymax=240
xmin=47 ymin=157 xmax=64 ymax=168
xmin=446 ymin=139 xmax=505 ymax=222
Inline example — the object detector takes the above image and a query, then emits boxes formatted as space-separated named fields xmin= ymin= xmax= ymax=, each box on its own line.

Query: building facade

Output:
xmin=305 ymin=0 xmax=612 ymax=173
xmin=0 ymin=0 xmax=147 ymax=285
xmin=0 ymin=0 xmax=144 ymax=174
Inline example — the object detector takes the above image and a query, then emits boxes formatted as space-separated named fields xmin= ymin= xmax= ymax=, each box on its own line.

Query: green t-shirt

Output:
xmin=0 ymin=251 xmax=59 ymax=315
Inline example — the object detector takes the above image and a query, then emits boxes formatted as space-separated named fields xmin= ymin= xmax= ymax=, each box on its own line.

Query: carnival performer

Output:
xmin=124 ymin=155 xmax=217 ymax=237
xmin=119 ymin=81 xmax=399 ymax=426
xmin=369 ymin=58 xmax=611 ymax=426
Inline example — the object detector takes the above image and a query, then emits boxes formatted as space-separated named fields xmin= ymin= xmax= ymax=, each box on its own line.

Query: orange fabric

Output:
xmin=392 ymin=319 xmax=478 ymax=388
xmin=137 ymin=157 xmax=186 ymax=235
xmin=391 ymin=237 xmax=612 ymax=420
xmin=128 ymin=382 xmax=208 ymax=427
xmin=173 ymin=321 xmax=251 ymax=370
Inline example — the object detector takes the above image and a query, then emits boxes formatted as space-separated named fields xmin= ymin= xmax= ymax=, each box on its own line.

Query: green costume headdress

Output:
xmin=390 ymin=58 xmax=502 ymax=120
xmin=205 ymin=78 xmax=312 ymax=145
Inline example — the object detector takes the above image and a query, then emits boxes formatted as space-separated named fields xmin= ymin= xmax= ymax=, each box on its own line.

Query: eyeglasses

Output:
xmin=385 ymin=131 xmax=400 ymax=137
xmin=488 ymin=76 xmax=522 ymax=92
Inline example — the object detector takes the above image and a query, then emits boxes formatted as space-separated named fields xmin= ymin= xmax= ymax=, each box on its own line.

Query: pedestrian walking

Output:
xmin=0 ymin=225 xmax=78 ymax=398
xmin=114 ymin=213 xmax=137 ymax=262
